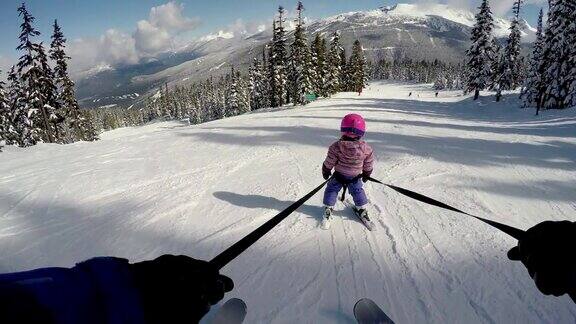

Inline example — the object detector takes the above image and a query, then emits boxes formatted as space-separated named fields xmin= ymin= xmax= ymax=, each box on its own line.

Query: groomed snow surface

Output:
xmin=1 ymin=82 xmax=576 ymax=323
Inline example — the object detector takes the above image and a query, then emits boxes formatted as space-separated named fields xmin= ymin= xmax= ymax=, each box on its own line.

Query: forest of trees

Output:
xmin=464 ymin=0 xmax=576 ymax=113
xmin=3 ymin=0 xmax=575 ymax=149
xmin=0 ymin=4 xmax=98 ymax=150
xmin=1 ymin=2 xmax=369 ymax=145
xmin=369 ymin=58 xmax=464 ymax=90
xmin=88 ymin=3 xmax=369 ymax=133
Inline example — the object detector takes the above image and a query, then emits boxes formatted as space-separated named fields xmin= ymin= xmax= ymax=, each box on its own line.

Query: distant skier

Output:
xmin=409 ymin=92 xmax=412 ymax=97
xmin=321 ymin=114 xmax=375 ymax=229
xmin=435 ymin=92 xmax=439 ymax=97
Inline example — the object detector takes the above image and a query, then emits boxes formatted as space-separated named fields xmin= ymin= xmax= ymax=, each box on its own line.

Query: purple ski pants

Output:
xmin=323 ymin=176 xmax=368 ymax=207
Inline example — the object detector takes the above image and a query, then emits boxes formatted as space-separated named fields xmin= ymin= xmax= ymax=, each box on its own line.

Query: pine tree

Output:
xmin=228 ymin=68 xmax=250 ymax=116
xmin=521 ymin=8 xmax=545 ymax=109
xmin=563 ymin=0 xmax=576 ymax=107
xmin=465 ymin=0 xmax=495 ymax=100
xmin=50 ymin=20 xmax=97 ymax=142
xmin=489 ymin=38 xmax=504 ymax=101
xmin=540 ymin=0 xmax=576 ymax=109
xmin=499 ymin=0 xmax=524 ymax=93
xmin=326 ymin=31 xmax=343 ymax=95
xmin=0 ymin=70 xmax=13 ymax=148
xmin=7 ymin=66 xmax=27 ymax=145
xmin=269 ymin=7 xmax=288 ymax=107
xmin=237 ymin=72 xmax=251 ymax=114
xmin=259 ymin=48 xmax=271 ymax=108
xmin=14 ymin=4 xmax=53 ymax=146
xmin=347 ymin=40 xmax=368 ymax=94
xmin=311 ymin=33 xmax=327 ymax=97
xmin=288 ymin=2 xmax=315 ymax=105
xmin=339 ymin=47 xmax=349 ymax=91
xmin=249 ymin=57 xmax=267 ymax=109
xmin=36 ymin=41 xmax=63 ymax=140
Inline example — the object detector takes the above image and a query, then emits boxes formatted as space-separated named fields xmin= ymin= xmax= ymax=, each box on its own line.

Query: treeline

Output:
xmin=369 ymin=59 xmax=464 ymax=90
xmin=90 ymin=2 xmax=369 ymax=132
xmin=0 ymin=4 xmax=97 ymax=150
xmin=465 ymin=0 xmax=576 ymax=112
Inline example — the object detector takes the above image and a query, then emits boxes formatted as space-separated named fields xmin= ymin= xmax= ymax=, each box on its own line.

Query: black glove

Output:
xmin=322 ymin=165 xmax=332 ymax=180
xmin=131 ymin=255 xmax=234 ymax=323
xmin=508 ymin=221 xmax=576 ymax=299
xmin=362 ymin=170 xmax=372 ymax=183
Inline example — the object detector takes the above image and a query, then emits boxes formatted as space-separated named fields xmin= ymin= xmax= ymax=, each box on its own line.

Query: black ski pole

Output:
xmin=210 ymin=178 xmax=330 ymax=270
xmin=366 ymin=176 xmax=525 ymax=240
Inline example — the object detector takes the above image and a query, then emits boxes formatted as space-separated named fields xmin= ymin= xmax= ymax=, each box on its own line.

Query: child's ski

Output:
xmin=211 ymin=298 xmax=247 ymax=324
xmin=352 ymin=206 xmax=376 ymax=231
xmin=343 ymin=200 xmax=376 ymax=231
xmin=353 ymin=298 xmax=395 ymax=324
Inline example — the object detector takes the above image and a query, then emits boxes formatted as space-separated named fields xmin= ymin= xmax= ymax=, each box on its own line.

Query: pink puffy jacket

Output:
xmin=323 ymin=139 xmax=374 ymax=177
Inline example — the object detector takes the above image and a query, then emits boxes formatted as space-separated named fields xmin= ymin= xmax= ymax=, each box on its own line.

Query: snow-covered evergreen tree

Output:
xmin=249 ymin=57 xmax=269 ymax=109
xmin=465 ymin=0 xmax=495 ymax=100
xmin=325 ymin=31 xmax=343 ymax=95
xmin=499 ymin=0 xmax=524 ymax=93
xmin=540 ymin=0 xmax=576 ymax=109
xmin=347 ymin=40 xmax=368 ymax=94
xmin=14 ymin=3 xmax=48 ymax=146
xmin=288 ymin=2 xmax=315 ymax=105
xmin=521 ymin=8 xmax=545 ymax=109
xmin=434 ymin=71 xmax=447 ymax=90
xmin=269 ymin=7 xmax=288 ymax=107
xmin=0 ymin=70 xmax=12 ymax=149
xmin=237 ymin=72 xmax=251 ymax=114
xmin=560 ymin=0 xmax=576 ymax=108
xmin=339 ymin=47 xmax=349 ymax=91
xmin=50 ymin=20 xmax=97 ymax=142
xmin=489 ymin=39 xmax=505 ymax=101
xmin=6 ymin=66 xmax=27 ymax=146
xmin=227 ymin=68 xmax=250 ymax=116
xmin=311 ymin=33 xmax=327 ymax=97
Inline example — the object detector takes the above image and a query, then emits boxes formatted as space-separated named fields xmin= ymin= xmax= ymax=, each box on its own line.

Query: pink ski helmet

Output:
xmin=341 ymin=113 xmax=366 ymax=137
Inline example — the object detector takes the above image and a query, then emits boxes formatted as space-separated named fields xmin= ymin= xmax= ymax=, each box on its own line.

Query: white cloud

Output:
xmin=68 ymin=29 xmax=139 ymax=76
xmin=67 ymin=1 xmax=200 ymax=77
xmin=134 ymin=20 xmax=172 ymax=54
xmin=199 ymin=18 xmax=268 ymax=42
xmin=148 ymin=2 xmax=200 ymax=32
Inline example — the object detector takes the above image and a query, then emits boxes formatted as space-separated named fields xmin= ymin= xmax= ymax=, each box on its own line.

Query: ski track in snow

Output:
xmin=1 ymin=82 xmax=576 ymax=323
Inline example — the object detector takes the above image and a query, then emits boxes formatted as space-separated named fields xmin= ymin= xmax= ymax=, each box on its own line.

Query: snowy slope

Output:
xmin=1 ymin=82 xmax=576 ymax=323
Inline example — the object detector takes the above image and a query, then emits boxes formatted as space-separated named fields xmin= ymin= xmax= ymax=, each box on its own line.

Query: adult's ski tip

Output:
xmin=354 ymin=298 xmax=395 ymax=324
xmin=211 ymin=298 xmax=247 ymax=324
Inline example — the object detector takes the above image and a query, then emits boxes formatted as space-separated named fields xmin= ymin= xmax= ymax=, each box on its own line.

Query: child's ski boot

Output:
xmin=321 ymin=206 xmax=333 ymax=230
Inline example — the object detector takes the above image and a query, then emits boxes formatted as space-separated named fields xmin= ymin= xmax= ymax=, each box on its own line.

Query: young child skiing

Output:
xmin=321 ymin=113 xmax=375 ymax=229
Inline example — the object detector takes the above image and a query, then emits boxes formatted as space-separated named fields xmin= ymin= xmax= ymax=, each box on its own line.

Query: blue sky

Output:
xmin=0 ymin=0 xmax=545 ymax=75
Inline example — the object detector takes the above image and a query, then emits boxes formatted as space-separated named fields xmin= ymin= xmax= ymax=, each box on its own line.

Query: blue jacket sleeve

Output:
xmin=0 ymin=257 xmax=146 ymax=324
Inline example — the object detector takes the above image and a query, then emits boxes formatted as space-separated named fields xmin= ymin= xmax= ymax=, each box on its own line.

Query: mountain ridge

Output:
xmin=76 ymin=3 xmax=535 ymax=109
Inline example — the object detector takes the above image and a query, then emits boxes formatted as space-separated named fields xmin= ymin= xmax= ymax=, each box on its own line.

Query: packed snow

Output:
xmin=1 ymin=82 xmax=575 ymax=323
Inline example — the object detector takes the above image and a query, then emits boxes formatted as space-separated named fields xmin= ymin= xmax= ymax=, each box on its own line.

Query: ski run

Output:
xmin=1 ymin=82 xmax=576 ymax=323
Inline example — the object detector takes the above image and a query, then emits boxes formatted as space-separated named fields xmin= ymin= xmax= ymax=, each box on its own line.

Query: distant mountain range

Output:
xmin=76 ymin=3 xmax=536 ymax=109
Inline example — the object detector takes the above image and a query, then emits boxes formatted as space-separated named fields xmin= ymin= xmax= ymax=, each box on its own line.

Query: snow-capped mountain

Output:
xmin=76 ymin=3 xmax=535 ymax=109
